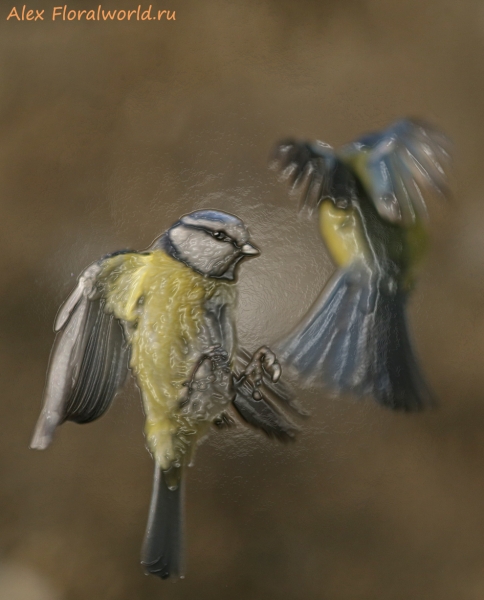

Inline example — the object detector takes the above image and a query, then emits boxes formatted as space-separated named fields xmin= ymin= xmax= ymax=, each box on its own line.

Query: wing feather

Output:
xmin=64 ymin=299 xmax=129 ymax=423
xmin=272 ymin=120 xmax=452 ymax=226
xmin=342 ymin=118 xmax=452 ymax=225
xmin=31 ymin=259 xmax=130 ymax=450
xmin=270 ymin=139 xmax=351 ymax=216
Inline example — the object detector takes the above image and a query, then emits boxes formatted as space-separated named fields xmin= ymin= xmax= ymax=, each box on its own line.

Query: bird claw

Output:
xmin=243 ymin=346 xmax=282 ymax=392
xmin=269 ymin=362 xmax=282 ymax=383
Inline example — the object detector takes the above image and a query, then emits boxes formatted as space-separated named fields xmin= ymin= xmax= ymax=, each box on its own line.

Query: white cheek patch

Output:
xmin=171 ymin=227 xmax=236 ymax=275
xmin=185 ymin=233 xmax=220 ymax=269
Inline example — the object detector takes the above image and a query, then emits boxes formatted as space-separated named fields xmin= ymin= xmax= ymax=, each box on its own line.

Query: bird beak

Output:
xmin=241 ymin=243 xmax=260 ymax=256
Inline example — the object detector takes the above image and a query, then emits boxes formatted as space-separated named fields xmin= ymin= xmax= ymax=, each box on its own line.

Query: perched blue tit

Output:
xmin=30 ymin=209 xmax=298 ymax=579
xmin=271 ymin=119 xmax=451 ymax=411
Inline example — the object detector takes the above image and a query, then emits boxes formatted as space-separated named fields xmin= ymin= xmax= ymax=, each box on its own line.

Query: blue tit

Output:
xmin=30 ymin=209 xmax=299 ymax=579
xmin=271 ymin=119 xmax=452 ymax=411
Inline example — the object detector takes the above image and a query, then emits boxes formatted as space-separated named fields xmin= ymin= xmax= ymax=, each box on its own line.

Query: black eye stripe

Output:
xmin=184 ymin=223 xmax=240 ymax=245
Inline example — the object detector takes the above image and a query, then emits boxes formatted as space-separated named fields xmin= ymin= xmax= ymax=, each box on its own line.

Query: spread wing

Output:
xmin=271 ymin=119 xmax=452 ymax=226
xmin=340 ymin=118 xmax=452 ymax=225
xmin=270 ymin=138 xmax=358 ymax=216
xmin=30 ymin=254 xmax=133 ymax=450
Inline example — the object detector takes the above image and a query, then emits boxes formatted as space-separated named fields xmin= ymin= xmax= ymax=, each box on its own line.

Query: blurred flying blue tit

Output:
xmin=31 ymin=209 xmax=299 ymax=579
xmin=271 ymin=119 xmax=452 ymax=411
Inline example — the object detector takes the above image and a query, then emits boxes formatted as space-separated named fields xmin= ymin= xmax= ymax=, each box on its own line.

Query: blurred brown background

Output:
xmin=1 ymin=0 xmax=484 ymax=598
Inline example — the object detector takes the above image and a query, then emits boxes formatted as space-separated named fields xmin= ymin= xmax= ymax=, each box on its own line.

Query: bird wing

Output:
xmin=340 ymin=118 xmax=452 ymax=225
xmin=270 ymin=138 xmax=358 ymax=217
xmin=30 ymin=252 xmax=135 ymax=450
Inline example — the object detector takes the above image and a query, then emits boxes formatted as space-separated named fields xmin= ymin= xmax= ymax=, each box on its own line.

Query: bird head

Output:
xmin=160 ymin=209 xmax=259 ymax=280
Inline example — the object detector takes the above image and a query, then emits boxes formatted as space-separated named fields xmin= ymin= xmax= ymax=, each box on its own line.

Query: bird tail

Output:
xmin=278 ymin=264 xmax=432 ymax=411
xmin=141 ymin=465 xmax=184 ymax=579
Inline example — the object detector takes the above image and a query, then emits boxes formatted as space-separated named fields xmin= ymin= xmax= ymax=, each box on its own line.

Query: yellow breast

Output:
xmin=319 ymin=200 xmax=371 ymax=267
xmin=99 ymin=250 xmax=234 ymax=469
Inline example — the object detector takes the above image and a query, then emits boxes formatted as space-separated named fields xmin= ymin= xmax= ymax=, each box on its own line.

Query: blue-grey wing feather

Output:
xmin=345 ymin=118 xmax=452 ymax=225
xmin=30 ymin=260 xmax=129 ymax=450
xmin=270 ymin=139 xmax=341 ymax=216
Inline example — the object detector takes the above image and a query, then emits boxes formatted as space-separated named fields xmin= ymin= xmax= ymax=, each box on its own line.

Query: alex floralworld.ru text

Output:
xmin=7 ymin=5 xmax=176 ymax=21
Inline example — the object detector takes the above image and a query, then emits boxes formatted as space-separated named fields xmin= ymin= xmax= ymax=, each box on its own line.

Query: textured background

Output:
xmin=1 ymin=0 xmax=484 ymax=598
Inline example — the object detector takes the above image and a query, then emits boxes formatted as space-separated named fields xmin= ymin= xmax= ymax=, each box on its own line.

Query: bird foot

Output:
xmin=240 ymin=346 xmax=282 ymax=399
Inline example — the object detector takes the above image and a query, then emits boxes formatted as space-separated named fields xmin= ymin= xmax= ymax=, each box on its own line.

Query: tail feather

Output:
xmin=141 ymin=466 xmax=184 ymax=579
xmin=278 ymin=265 xmax=432 ymax=411
xmin=367 ymin=291 xmax=432 ymax=410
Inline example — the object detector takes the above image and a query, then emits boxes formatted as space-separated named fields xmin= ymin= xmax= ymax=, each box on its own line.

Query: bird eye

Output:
xmin=212 ymin=231 xmax=231 ymax=242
